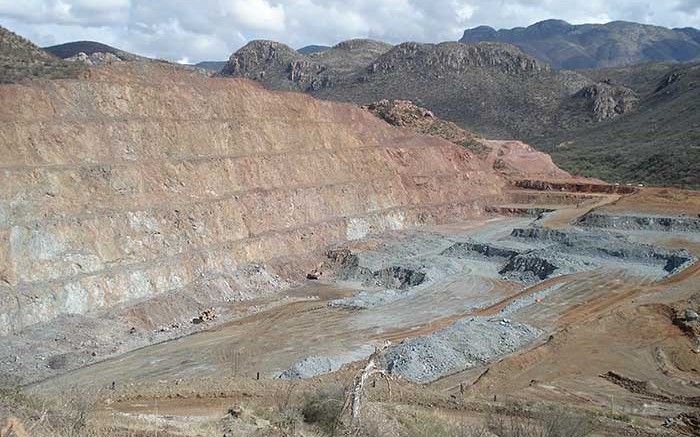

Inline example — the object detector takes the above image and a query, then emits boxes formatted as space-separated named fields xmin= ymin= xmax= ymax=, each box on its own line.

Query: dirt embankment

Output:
xmin=363 ymin=99 xmax=577 ymax=182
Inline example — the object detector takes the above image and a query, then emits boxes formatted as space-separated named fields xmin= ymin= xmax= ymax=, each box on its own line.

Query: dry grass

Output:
xmin=398 ymin=411 xmax=487 ymax=437
xmin=0 ymin=383 xmax=105 ymax=437
xmin=487 ymin=408 xmax=592 ymax=437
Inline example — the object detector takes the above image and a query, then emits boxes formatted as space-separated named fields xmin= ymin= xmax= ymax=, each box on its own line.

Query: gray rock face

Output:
xmin=499 ymin=251 xmax=558 ymax=281
xmin=325 ymin=243 xmax=430 ymax=291
xmin=65 ymin=51 xmax=122 ymax=65
xmin=508 ymin=227 xmax=695 ymax=274
xmin=438 ymin=227 xmax=697 ymax=283
xmin=441 ymin=241 xmax=518 ymax=260
xmin=574 ymin=82 xmax=638 ymax=120
xmin=686 ymin=309 xmax=699 ymax=322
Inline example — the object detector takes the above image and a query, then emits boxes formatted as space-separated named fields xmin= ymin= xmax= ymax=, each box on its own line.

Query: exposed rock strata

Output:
xmin=0 ymin=62 xmax=506 ymax=333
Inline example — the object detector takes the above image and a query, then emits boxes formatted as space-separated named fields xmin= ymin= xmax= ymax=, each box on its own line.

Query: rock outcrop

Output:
xmin=65 ymin=51 xmax=123 ymax=66
xmin=573 ymin=82 xmax=638 ymax=120
xmin=0 ymin=62 xmax=506 ymax=334
xmin=221 ymin=40 xmax=303 ymax=83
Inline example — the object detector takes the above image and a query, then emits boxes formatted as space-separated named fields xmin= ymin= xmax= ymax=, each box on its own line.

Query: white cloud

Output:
xmin=226 ymin=0 xmax=285 ymax=32
xmin=0 ymin=0 xmax=129 ymax=25
xmin=0 ymin=0 xmax=698 ymax=63
xmin=455 ymin=2 xmax=476 ymax=22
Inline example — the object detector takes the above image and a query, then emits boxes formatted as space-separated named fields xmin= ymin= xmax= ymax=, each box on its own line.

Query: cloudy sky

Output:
xmin=1 ymin=0 xmax=699 ymax=63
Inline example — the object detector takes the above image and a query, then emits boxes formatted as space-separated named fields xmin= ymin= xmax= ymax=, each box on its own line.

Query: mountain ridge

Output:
xmin=460 ymin=19 xmax=700 ymax=69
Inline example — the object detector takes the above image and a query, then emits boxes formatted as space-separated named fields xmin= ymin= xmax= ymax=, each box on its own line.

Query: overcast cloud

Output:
xmin=1 ymin=0 xmax=698 ymax=63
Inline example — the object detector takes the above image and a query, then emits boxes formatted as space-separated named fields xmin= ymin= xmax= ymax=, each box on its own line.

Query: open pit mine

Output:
xmin=1 ymin=62 xmax=699 ymax=437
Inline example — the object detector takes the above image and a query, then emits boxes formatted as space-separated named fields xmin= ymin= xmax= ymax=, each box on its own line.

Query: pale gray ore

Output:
xmin=381 ymin=317 xmax=542 ymax=383
xmin=278 ymin=356 xmax=339 ymax=380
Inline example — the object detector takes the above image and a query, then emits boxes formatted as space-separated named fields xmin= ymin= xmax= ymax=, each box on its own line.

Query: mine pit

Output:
xmin=10 ymin=204 xmax=697 ymax=391
xmin=1 ymin=61 xmax=699 ymax=437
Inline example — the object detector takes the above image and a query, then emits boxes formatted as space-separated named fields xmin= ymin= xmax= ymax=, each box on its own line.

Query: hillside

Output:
xmin=0 ymin=26 xmax=81 ymax=83
xmin=44 ymin=40 xmax=143 ymax=61
xmin=223 ymin=39 xmax=595 ymax=140
xmin=222 ymin=37 xmax=699 ymax=187
xmin=364 ymin=99 xmax=573 ymax=181
xmin=578 ymin=62 xmax=679 ymax=94
xmin=461 ymin=19 xmax=700 ymax=69
xmin=543 ymin=62 xmax=700 ymax=187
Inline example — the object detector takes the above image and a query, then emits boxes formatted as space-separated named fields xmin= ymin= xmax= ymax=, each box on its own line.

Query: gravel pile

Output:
xmin=277 ymin=345 xmax=376 ymax=379
xmin=382 ymin=317 xmax=542 ymax=383
xmin=278 ymin=356 xmax=340 ymax=380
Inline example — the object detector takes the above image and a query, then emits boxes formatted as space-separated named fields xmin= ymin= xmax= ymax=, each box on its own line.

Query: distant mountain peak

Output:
xmin=222 ymin=37 xmax=393 ymax=91
xmin=297 ymin=44 xmax=329 ymax=55
xmin=332 ymin=39 xmax=392 ymax=51
xmin=221 ymin=40 xmax=303 ymax=78
xmin=44 ymin=40 xmax=142 ymax=61
xmin=461 ymin=20 xmax=700 ymax=69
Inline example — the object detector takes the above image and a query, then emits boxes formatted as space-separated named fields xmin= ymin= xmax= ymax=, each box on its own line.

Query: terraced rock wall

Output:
xmin=0 ymin=62 xmax=505 ymax=333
